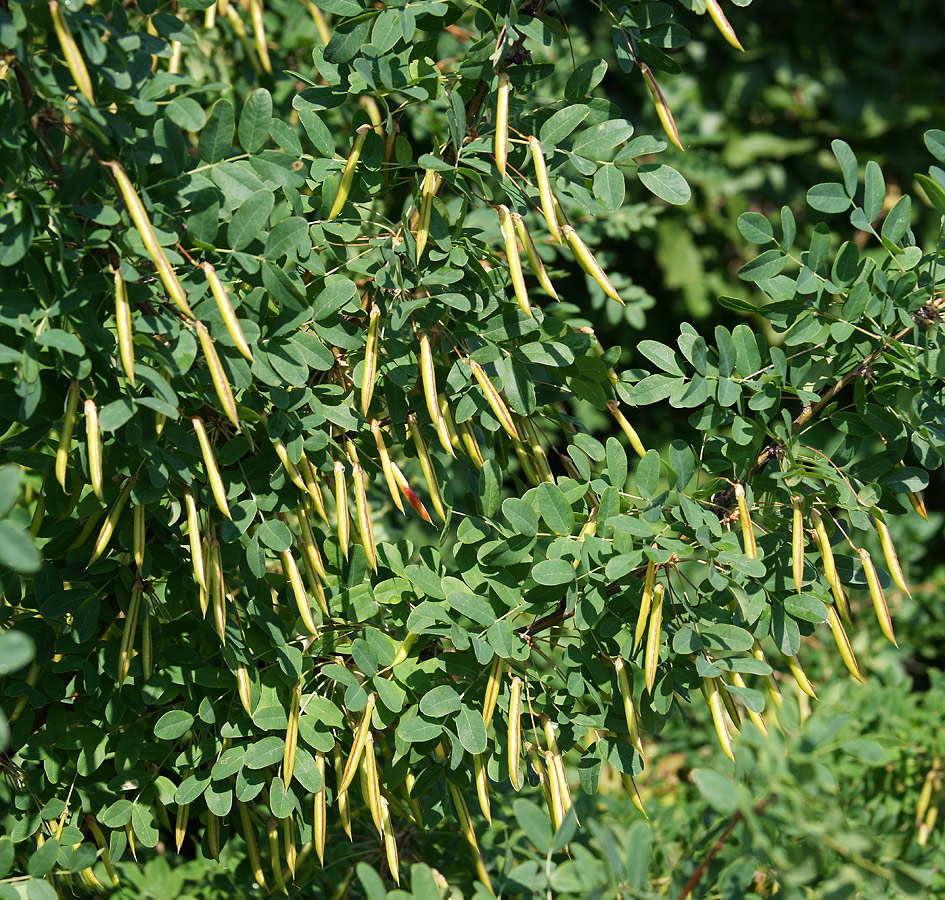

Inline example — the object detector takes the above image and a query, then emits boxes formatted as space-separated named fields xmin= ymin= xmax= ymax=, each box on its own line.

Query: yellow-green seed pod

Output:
xmin=370 ymin=419 xmax=405 ymax=513
xmin=728 ymin=671 xmax=768 ymax=736
xmin=85 ymin=398 xmax=103 ymax=500
xmin=89 ymin=475 xmax=136 ymax=565
xmin=297 ymin=505 xmax=328 ymax=582
xmin=498 ymin=205 xmax=531 ymax=317
xmin=415 ymin=168 xmax=437 ymax=261
xmin=621 ymin=772 xmax=648 ymax=817
xmin=508 ymin=676 xmax=522 ymax=790
xmin=86 ymin=817 xmax=120 ymax=889
xmin=351 ymin=462 xmax=377 ymax=573
xmin=482 ymin=655 xmax=504 ymax=728
xmin=472 ymin=752 xmax=491 ymax=824
xmin=236 ymin=662 xmax=254 ymax=715
xmin=640 ymin=63 xmax=684 ymax=151
xmin=468 ymin=359 xmax=518 ymax=441
xmin=446 ymin=777 xmax=495 ymax=896
xmin=282 ymin=816 xmax=296 ymax=879
xmin=183 ymin=486 xmax=206 ymax=591
xmin=734 ymin=483 xmax=757 ymax=559
xmin=784 ymin=653 xmax=817 ymax=699
xmin=361 ymin=305 xmax=381 ymax=417
xmin=522 ymin=418 xmax=554 ymax=483
xmin=390 ymin=460 xmax=434 ymax=524
xmin=201 ymin=262 xmax=254 ymax=361
xmin=811 ymin=510 xmax=850 ymax=623
xmin=362 ymin=732 xmax=383 ymax=835
xmin=381 ymin=797 xmax=399 ymax=884
xmin=915 ymin=764 xmax=939 ymax=827
xmin=705 ymin=0 xmax=745 ymax=51
xmin=209 ymin=541 xmax=226 ymax=644
xmin=133 ymin=502 xmax=145 ymax=569
xmin=420 ymin=332 xmax=455 ymax=456
xmin=329 ymin=124 xmax=372 ymax=218
xmin=248 ymin=0 xmax=272 ymax=73
xmin=284 ymin=679 xmax=301 ymax=785
xmin=513 ymin=212 xmax=559 ymax=299
xmin=224 ymin=4 xmax=263 ymax=73
xmin=49 ymin=1 xmax=94 ymax=104
xmin=195 ymin=321 xmax=239 ymax=429
xmin=407 ymin=413 xmax=446 ymax=522
xmin=495 ymin=73 xmax=509 ymax=179
xmin=271 ymin=438 xmax=306 ymax=493
xmin=281 ymin=548 xmax=319 ymax=636
xmin=561 ymin=223 xmax=623 ymax=304
xmin=333 ymin=460 xmax=350 ymax=558
xmin=858 ymin=547 xmax=897 ymax=646
xmin=792 ymin=497 xmax=804 ymax=594
xmin=192 ymin=417 xmax=231 ymax=520
xmin=718 ymin=679 xmax=742 ymax=731
xmin=142 ymin=598 xmax=154 ymax=676
xmin=391 ymin=632 xmax=417 ymax=667
xmin=606 ymin=401 xmax=646 ymax=458
xmin=826 ymin=606 xmax=865 ymax=683
xmin=56 ymin=378 xmax=80 ymax=492
xmin=701 ymin=677 xmax=735 ymax=762
xmin=458 ymin=420 xmax=485 ymax=469
xmin=633 ymin=556 xmax=657 ymax=656
xmin=299 ymin=454 xmax=329 ymax=522
xmin=104 ymin=161 xmax=194 ymax=318
xmin=874 ymin=515 xmax=911 ymax=597
xmin=114 ymin=265 xmax=135 ymax=384
xmin=644 ymin=583 xmax=664 ymax=694
xmin=313 ymin=750 xmax=327 ymax=865
xmin=752 ymin=640 xmax=783 ymax=710
xmin=338 ymin=693 xmax=376 ymax=795
xmin=237 ymin=803 xmax=268 ymax=891
xmin=528 ymin=136 xmax=563 ymax=244
xmin=544 ymin=749 xmax=564 ymax=830
xmin=118 ymin=579 xmax=143 ymax=685
xmin=175 ymin=800 xmax=190 ymax=852
xmin=614 ymin=657 xmax=644 ymax=757
xmin=264 ymin=817 xmax=286 ymax=895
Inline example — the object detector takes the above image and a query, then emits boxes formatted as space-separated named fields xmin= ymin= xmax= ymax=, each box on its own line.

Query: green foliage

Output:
xmin=1 ymin=0 xmax=945 ymax=898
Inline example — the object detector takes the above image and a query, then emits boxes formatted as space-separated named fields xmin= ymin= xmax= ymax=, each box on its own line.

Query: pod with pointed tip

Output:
xmin=529 ymin=136 xmax=563 ymax=244
xmin=728 ymin=671 xmax=768 ymax=735
xmin=826 ymin=606 xmax=865 ymax=683
xmin=299 ymin=454 xmax=329 ymax=523
xmin=362 ymin=732 xmax=383 ymax=835
xmin=420 ymin=332 xmax=455 ymax=456
xmin=561 ymin=223 xmax=623 ymax=304
xmin=361 ymin=305 xmax=380 ymax=417
xmin=458 ymin=419 xmax=485 ymax=469
xmin=297 ymin=505 xmax=328 ymax=583
xmin=195 ymin=321 xmax=239 ymax=428
xmin=369 ymin=419 xmax=405 ymax=514
xmin=874 ymin=515 xmax=911 ymax=597
xmin=498 ymin=205 xmax=531 ymax=318
xmin=284 ymin=679 xmax=301 ymax=785
xmin=332 ymin=461 xmax=350 ymax=558
xmin=351 ymin=462 xmax=377 ymax=573
xmin=270 ymin=437 xmax=306 ymax=491
xmin=140 ymin=595 xmax=153 ymax=679
xmin=513 ymin=213 xmax=559 ymax=299
xmin=468 ymin=359 xmax=518 ymax=441
xmin=332 ymin=743 xmax=352 ymax=839
xmin=390 ymin=460 xmax=434 ymax=524
xmin=55 ymin=379 xmax=80 ymax=492
xmin=118 ymin=579 xmax=143 ymax=685
xmin=193 ymin=417 xmax=231 ymax=519
xmin=701 ymin=677 xmax=735 ymax=762
xmin=446 ymin=778 xmax=495 ymax=896
xmin=614 ymin=657 xmax=644 ymax=756
xmin=175 ymin=798 xmax=191 ymax=853
xmin=329 ymin=124 xmax=372 ymax=218
xmin=621 ymin=772 xmax=648 ymax=817
xmin=113 ymin=266 xmax=135 ymax=383
xmin=49 ymin=1 xmax=94 ymax=103
xmin=495 ymin=73 xmax=509 ymax=179
xmin=472 ymin=753 xmax=491 ymax=824
xmin=90 ymin=475 xmax=136 ymax=565
xmin=85 ymin=398 xmax=103 ymax=500
xmin=508 ymin=676 xmax=522 ymax=789
xmin=282 ymin=815 xmax=296 ymax=879
xmin=785 ymin=653 xmax=817 ymax=699
xmin=811 ymin=510 xmax=850 ymax=623
xmin=644 ymin=583 xmax=664 ymax=694
xmin=792 ymin=498 xmax=804 ymax=594
xmin=381 ymin=797 xmax=399 ymax=884
xmin=640 ymin=63 xmax=684 ymax=150
xmin=391 ymin=631 xmax=417 ymax=667
xmin=209 ymin=541 xmax=226 ymax=644
xmin=482 ymin=655 xmax=504 ymax=728
xmin=313 ymin=750 xmax=327 ymax=864
xmin=718 ymin=679 xmax=742 ymax=731
xmin=858 ymin=547 xmax=897 ymax=646
xmin=103 ymin=161 xmax=193 ymax=318
xmin=734 ymin=483 xmax=757 ymax=559
xmin=86 ymin=816 xmax=120 ymax=888
xmin=752 ymin=640 xmax=783 ymax=710
xmin=338 ymin=693 xmax=376 ymax=795
xmin=607 ymin=401 xmax=646 ymax=458
xmin=236 ymin=662 xmax=254 ymax=715
xmin=705 ymin=0 xmax=744 ymax=51
xmin=201 ymin=262 xmax=253 ymax=361
xmin=415 ymin=168 xmax=437 ymax=260
xmin=133 ymin=502 xmax=145 ymax=569
xmin=522 ymin=418 xmax=554 ymax=483
xmin=280 ymin=548 xmax=319 ymax=636
xmin=264 ymin=817 xmax=286 ymax=894
xmin=237 ymin=803 xmax=267 ymax=890
xmin=633 ymin=556 xmax=657 ymax=656
xmin=248 ymin=0 xmax=272 ymax=73
xmin=407 ymin=414 xmax=446 ymax=522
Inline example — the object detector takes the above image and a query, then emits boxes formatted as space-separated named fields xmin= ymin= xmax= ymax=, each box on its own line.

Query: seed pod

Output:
xmin=380 ymin=797 xmax=399 ymax=884
xmin=332 ymin=460 xmax=350 ymax=558
xmin=498 ymin=205 xmax=531 ymax=318
xmin=280 ymin=549 xmax=319 ymax=636
xmin=407 ymin=414 xmax=446 ymax=522
xmin=705 ymin=0 xmax=745 ymax=51
xmin=89 ymin=474 xmax=136 ymax=565
xmin=201 ymin=262 xmax=253 ymax=361
xmin=621 ymin=772 xmax=648 ymax=817
xmin=528 ymin=136 xmax=563 ymax=244
xmin=581 ymin=327 xmax=619 ymax=389
xmin=55 ymin=379 xmax=80 ymax=492
xmin=103 ymin=162 xmax=193 ymax=318
xmin=858 ymin=547 xmax=897 ymax=646
xmin=141 ymin=597 xmax=153 ymax=680
xmin=792 ymin=498 xmax=804 ymax=594
xmin=133 ymin=502 xmax=145 ymax=569
xmin=247 ymin=0 xmax=272 ymax=73
xmin=644 ymin=583 xmax=664 ymax=694
xmin=193 ymin=417 xmax=231 ymax=520
xmin=391 ymin=632 xmax=417 ymax=668
xmin=633 ymin=556 xmax=657 ymax=655
xmin=907 ymin=488 xmax=929 ymax=522
xmin=351 ymin=463 xmax=377 ymax=573
xmin=915 ymin=764 xmax=939 ymax=827
xmin=297 ymin=505 xmax=328 ymax=583
xmin=508 ymin=676 xmax=522 ymax=789
xmin=182 ymin=487 xmax=205 ymax=590
xmin=49 ymin=1 xmax=94 ymax=103
xmin=469 ymin=752 xmax=492 ymax=825
xmin=416 ymin=167 xmax=439 ymax=262
xmin=544 ymin=749 xmax=564 ymax=830
xmin=329 ymin=123 xmax=372 ymax=218
xmin=640 ymin=63 xmax=684 ymax=151
xmin=734 ymin=483 xmax=757 ymax=559
xmin=282 ymin=816 xmax=296 ymax=879
xmin=118 ymin=579 xmax=143 ymax=685
xmin=728 ymin=671 xmax=768 ymax=736
xmin=522 ymin=418 xmax=554 ymax=483
xmin=495 ymin=73 xmax=509 ymax=179
xmin=299 ymin=454 xmax=329 ymax=522
xmin=313 ymin=750 xmax=327 ymax=864
xmin=195 ymin=321 xmax=239 ymax=429
xmin=751 ymin=640 xmax=783 ymax=710
xmin=561 ymin=223 xmax=623 ymax=305
xmin=826 ymin=606 xmax=865 ymax=683
xmin=390 ymin=460 xmax=434 ymax=524
xmin=237 ymin=803 xmax=267 ymax=891
xmin=810 ymin=514 xmax=849 ymax=623
xmin=458 ymin=420 xmax=486 ymax=469
xmin=370 ymin=420 xmax=405 ymax=513
xmin=361 ymin=732 xmax=383 ymax=835
xmin=784 ymin=653 xmax=817 ymax=699
xmin=482 ymin=655 xmax=505 ymax=728
xmin=468 ymin=359 xmax=518 ymax=441
xmin=359 ymin=305 xmax=381 ymax=417
xmin=419 ymin=332 xmax=455 ymax=456
xmin=264 ymin=817 xmax=286 ymax=895
xmin=112 ymin=266 xmax=135 ymax=384
xmin=223 ymin=4 xmax=263 ymax=73
xmin=83 ymin=398 xmax=104 ymax=501
xmin=198 ymin=532 xmax=211 ymax=617
xmin=175 ymin=800 xmax=190 ymax=852
xmin=237 ymin=662 xmax=254 ymax=715
xmin=283 ymin=679 xmax=301 ymax=785
xmin=440 ymin=392 xmax=462 ymax=454
xmin=718 ymin=679 xmax=742 ymax=731
xmin=8 ymin=663 xmax=39 ymax=725
xmin=86 ymin=817 xmax=120 ymax=889
xmin=338 ymin=693 xmax=376 ymax=795
xmin=446 ymin=779 xmax=495 ymax=896
xmin=606 ymin=401 xmax=646 ymax=458
xmin=614 ymin=657 xmax=645 ymax=756
xmin=701 ymin=677 xmax=735 ymax=762
xmin=209 ymin=541 xmax=227 ymax=644
xmin=513 ymin=213 xmax=559 ymax=299
xmin=874 ymin=515 xmax=911 ymax=597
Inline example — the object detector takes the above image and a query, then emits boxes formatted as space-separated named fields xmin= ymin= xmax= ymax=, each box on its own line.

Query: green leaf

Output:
xmin=35 ymin=329 xmax=83 ymax=356
xmin=419 ymin=685 xmax=461 ymax=718
xmin=738 ymin=248 xmax=786 ymax=282
xmin=532 ymin=558 xmax=575 ymax=585
xmin=153 ymin=709 xmax=195 ymax=740
xmin=831 ymin=139 xmax=858 ymax=196
xmin=537 ymin=483 xmax=574 ymax=535
xmin=514 ymin=798 xmax=552 ymax=853
xmin=0 ymin=522 xmax=41 ymax=573
xmin=324 ymin=15 xmax=374 ymax=64
xmin=924 ymin=129 xmax=945 ymax=163
xmin=737 ymin=212 xmax=774 ymax=244
xmin=593 ymin=165 xmax=625 ymax=211
xmin=692 ymin=769 xmax=738 ymax=813
xmin=257 ymin=518 xmax=293 ymax=551
xmin=455 ymin=705 xmax=487 ymax=754
xmin=540 ymin=105 xmax=590 ymax=144
xmin=635 ymin=450 xmax=660 ymax=499
xmin=572 ymin=119 xmax=634 ymax=160
xmin=199 ymin=98 xmax=235 ymax=163
xmin=239 ymin=89 xmax=273 ymax=153
xmin=244 ymin=736 xmax=285 ymax=769
xmin=916 ymin=173 xmax=945 ymax=215
xmin=638 ymin=340 xmax=683 ymax=375
xmin=397 ymin=716 xmax=442 ymax=743
xmin=228 ymin=189 xmax=274 ymax=251
xmin=807 ymin=182 xmax=851 ymax=213
xmin=637 ymin=163 xmax=690 ymax=205
xmin=783 ymin=594 xmax=829 ymax=623
xmin=863 ymin=160 xmax=885 ymax=222
xmin=26 ymin=838 xmax=58 ymax=877
xmin=881 ymin=195 xmax=912 ymax=244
